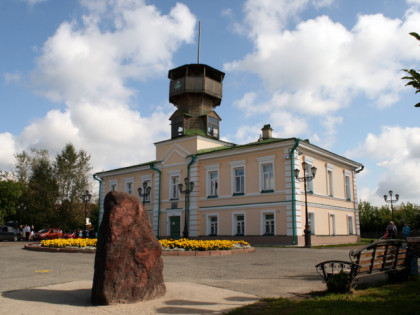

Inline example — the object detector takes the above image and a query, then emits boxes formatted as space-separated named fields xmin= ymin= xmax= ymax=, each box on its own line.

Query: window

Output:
xmin=209 ymin=171 xmax=218 ymax=196
xmin=309 ymin=212 xmax=315 ymax=235
xmin=234 ymin=167 xmax=244 ymax=194
xmin=170 ymin=175 xmax=180 ymax=200
xmin=258 ymin=156 xmax=275 ymax=193
xmin=262 ymin=164 xmax=274 ymax=191
xmin=345 ymin=171 xmax=351 ymax=200
xmin=348 ymin=216 xmax=354 ymax=235
xmin=206 ymin=164 xmax=219 ymax=198
xmin=230 ymin=160 xmax=246 ymax=196
xmin=207 ymin=116 xmax=219 ymax=138
xmin=262 ymin=212 xmax=275 ymax=235
xmin=208 ymin=215 xmax=218 ymax=236
xmin=326 ymin=164 xmax=334 ymax=197
xmin=329 ymin=214 xmax=336 ymax=235
xmin=233 ymin=214 xmax=245 ymax=236
xmin=109 ymin=180 xmax=118 ymax=192
xmin=125 ymin=178 xmax=134 ymax=194
xmin=126 ymin=182 xmax=133 ymax=194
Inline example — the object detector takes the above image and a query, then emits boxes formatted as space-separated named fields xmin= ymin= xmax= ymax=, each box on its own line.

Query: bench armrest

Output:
xmin=315 ymin=260 xmax=359 ymax=283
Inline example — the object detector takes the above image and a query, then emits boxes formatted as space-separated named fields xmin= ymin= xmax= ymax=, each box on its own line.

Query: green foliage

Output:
xmin=326 ymin=271 xmax=351 ymax=293
xmin=402 ymin=32 xmax=420 ymax=107
xmin=358 ymin=201 xmax=420 ymax=236
xmin=226 ymin=278 xmax=420 ymax=315
xmin=4 ymin=143 xmax=93 ymax=231
xmin=0 ymin=179 xmax=24 ymax=223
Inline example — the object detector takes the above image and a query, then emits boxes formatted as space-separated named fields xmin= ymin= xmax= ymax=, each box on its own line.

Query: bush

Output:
xmin=326 ymin=270 xmax=351 ymax=293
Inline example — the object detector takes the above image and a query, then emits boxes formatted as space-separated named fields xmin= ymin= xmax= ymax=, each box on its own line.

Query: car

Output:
xmin=33 ymin=228 xmax=63 ymax=241
xmin=64 ymin=230 xmax=82 ymax=239
xmin=0 ymin=225 xmax=22 ymax=241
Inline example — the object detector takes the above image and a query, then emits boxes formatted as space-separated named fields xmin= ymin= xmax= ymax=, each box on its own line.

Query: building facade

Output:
xmin=94 ymin=63 xmax=364 ymax=246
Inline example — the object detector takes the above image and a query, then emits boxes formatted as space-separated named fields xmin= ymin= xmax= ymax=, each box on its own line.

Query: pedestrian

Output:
xmin=386 ymin=221 xmax=397 ymax=239
xmin=402 ymin=223 xmax=411 ymax=240
xmin=24 ymin=224 xmax=31 ymax=241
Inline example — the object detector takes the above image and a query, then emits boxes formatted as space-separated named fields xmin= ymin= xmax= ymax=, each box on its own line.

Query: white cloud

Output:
xmin=3 ymin=72 xmax=22 ymax=84
xmin=0 ymin=133 xmax=16 ymax=171
xmin=0 ymin=0 xmax=195 ymax=173
xmin=24 ymin=0 xmax=46 ymax=6
xmin=348 ymin=126 xmax=420 ymax=204
xmin=225 ymin=0 xmax=420 ymax=156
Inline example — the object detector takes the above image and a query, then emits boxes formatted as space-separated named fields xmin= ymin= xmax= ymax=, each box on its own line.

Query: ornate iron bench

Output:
xmin=315 ymin=239 xmax=410 ymax=288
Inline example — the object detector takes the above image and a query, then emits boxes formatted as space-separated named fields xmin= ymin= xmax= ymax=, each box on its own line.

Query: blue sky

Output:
xmin=1 ymin=0 xmax=420 ymax=205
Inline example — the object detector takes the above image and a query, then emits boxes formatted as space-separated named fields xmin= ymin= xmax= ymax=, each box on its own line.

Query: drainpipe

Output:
xmin=93 ymin=174 xmax=102 ymax=233
xmin=290 ymin=139 xmax=300 ymax=245
xmin=150 ymin=163 xmax=161 ymax=239
xmin=186 ymin=155 xmax=197 ymax=232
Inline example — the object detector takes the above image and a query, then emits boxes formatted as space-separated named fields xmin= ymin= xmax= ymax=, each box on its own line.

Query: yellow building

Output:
xmin=94 ymin=63 xmax=363 ymax=246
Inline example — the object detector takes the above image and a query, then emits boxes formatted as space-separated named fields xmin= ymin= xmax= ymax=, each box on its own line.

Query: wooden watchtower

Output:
xmin=168 ymin=64 xmax=225 ymax=139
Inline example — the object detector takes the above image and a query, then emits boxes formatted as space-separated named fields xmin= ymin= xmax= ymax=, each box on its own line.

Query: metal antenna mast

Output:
xmin=197 ymin=21 xmax=201 ymax=64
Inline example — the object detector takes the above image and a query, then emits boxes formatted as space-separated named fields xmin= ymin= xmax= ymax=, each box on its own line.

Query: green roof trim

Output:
xmin=94 ymin=160 xmax=157 ymax=176
xmin=196 ymin=137 xmax=297 ymax=155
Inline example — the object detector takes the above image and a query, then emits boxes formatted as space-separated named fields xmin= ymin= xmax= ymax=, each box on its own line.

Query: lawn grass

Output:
xmin=226 ymin=277 xmax=420 ymax=315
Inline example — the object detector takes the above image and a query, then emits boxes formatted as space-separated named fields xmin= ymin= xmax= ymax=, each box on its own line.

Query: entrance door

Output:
xmin=170 ymin=216 xmax=181 ymax=239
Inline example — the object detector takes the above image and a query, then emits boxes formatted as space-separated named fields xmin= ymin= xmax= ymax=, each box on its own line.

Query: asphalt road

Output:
xmin=0 ymin=241 xmax=353 ymax=298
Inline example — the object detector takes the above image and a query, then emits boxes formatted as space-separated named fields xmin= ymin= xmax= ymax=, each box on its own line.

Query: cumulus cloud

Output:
xmin=1 ymin=0 xmax=195 ymax=172
xmin=225 ymin=0 xmax=420 ymax=150
xmin=347 ymin=126 xmax=420 ymax=204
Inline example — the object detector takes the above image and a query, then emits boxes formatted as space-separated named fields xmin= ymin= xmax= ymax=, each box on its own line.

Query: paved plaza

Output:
xmin=0 ymin=242 xmax=354 ymax=314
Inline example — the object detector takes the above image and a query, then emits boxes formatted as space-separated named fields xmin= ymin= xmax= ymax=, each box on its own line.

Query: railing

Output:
xmin=169 ymin=76 xmax=223 ymax=99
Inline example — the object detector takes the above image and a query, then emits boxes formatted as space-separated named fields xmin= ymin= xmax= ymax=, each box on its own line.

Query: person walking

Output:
xmin=386 ymin=221 xmax=397 ymax=239
xmin=24 ymin=225 xmax=31 ymax=241
xmin=402 ymin=223 xmax=411 ymax=240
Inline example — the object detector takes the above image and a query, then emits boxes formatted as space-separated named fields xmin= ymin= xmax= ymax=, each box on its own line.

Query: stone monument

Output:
xmin=91 ymin=191 xmax=166 ymax=305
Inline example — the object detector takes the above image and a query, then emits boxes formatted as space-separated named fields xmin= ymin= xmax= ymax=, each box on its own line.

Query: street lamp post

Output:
xmin=294 ymin=161 xmax=317 ymax=248
xmin=178 ymin=177 xmax=194 ymax=239
xmin=82 ymin=190 xmax=92 ymax=238
xmin=384 ymin=190 xmax=399 ymax=222
xmin=137 ymin=181 xmax=152 ymax=207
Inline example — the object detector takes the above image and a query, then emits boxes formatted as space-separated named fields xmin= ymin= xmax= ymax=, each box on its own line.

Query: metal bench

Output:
xmin=315 ymin=239 xmax=410 ymax=289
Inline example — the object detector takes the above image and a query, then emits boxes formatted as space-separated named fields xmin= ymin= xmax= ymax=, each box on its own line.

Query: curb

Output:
xmin=24 ymin=244 xmax=255 ymax=256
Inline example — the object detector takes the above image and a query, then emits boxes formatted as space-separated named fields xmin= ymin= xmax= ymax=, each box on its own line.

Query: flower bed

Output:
xmin=159 ymin=239 xmax=250 ymax=251
xmin=41 ymin=238 xmax=97 ymax=248
xmin=40 ymin=238 xmax=250 ymax=251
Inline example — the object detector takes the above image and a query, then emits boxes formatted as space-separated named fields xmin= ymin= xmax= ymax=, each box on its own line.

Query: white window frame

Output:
xmin=308 ymin=212 xmax=315 ymax=235
xmin=327 ymin=164 xmax=334 ymax=197
xmin=205 ymin=164 xmax=219 ymax=198
xmin=230 ymin=160 xmax=246 ymax=196
xmin=344 ymin=170 xmax=352 ymax=200
xmin=109 ymin=179 xmax=118 ymax=192
xmin=168 ymin=170 xmax=181 ymax=200
xmin=232 ymin=212 xmax=246 ymax=236
xmin=258 ymin=156 xmax=275 ymax=193
xmin=260 ymin=210 xmax=275 ymax=235
xmin=348 ymin=215 xmax=354 ymax=235
xmin=124 ymin=177 xmax=134 ymax=194
xmin=329 ymin=213 xmax=336 ymax=236
xmin=206 ymin=214 xmax=219 ymax=236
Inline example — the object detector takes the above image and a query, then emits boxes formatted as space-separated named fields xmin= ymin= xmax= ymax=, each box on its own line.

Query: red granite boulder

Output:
xmin=91 ymin=191 xmax=166 ymax=305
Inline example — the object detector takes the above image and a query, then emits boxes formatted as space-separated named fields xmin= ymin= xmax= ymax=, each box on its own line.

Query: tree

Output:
xmin=402 ymin=32 xmax=420 ymax=107
xmin=0 ymin=179 xmax=24 ymax=224
xmin=26 ymin=155 xmax=59 ymax=228
xmin=12 ymin=144 xmax=93 ymax=230
xmin=54 ymin=143 xmax=92 ymax=231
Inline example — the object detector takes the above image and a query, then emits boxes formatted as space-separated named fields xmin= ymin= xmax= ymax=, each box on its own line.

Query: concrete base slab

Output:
xmin=1 ymin=281 xmax=259 ymax=315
